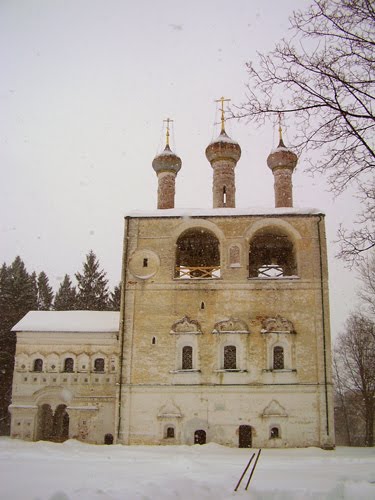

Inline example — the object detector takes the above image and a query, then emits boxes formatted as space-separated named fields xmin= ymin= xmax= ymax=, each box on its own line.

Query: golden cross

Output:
xmin=163 ymin=117 xmax=173 ymax=147
xmin=215 ymin=96 xmax=231 ymax=132
xmin=278 ymin=111 xmax=283 ymax=143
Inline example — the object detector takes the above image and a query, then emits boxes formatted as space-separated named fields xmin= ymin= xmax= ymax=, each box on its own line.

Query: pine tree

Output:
xmin=109 ymin=283 xmax=121 ymax=311
xmin=75 ymin=251 xmax=109 ymax=310
xmin=37 ymin=271 xmax=54 ymax=310
xmin=54 ymin=274 xmax=77 ymax=310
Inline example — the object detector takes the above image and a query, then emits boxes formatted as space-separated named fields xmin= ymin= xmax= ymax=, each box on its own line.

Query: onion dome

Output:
xmin=205 ymin=130 xmax=241 ymax=164
xmin=267 ymin=137 xmax=298 ymax=172
xmin=152 ymin=144 xmax=182 ymax=175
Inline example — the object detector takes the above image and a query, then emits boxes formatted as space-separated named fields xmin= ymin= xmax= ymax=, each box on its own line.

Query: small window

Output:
xmin=166 ymin=427 xmax=175 ymax=438
xmin=182 ymin=346 xmax=193 ymax=370
xmin=64 ymin=358 xmax=74 ymax=373
xmin=33 ymin=359 xmax=43 ymax=372
xmin=143 ymin=258 xmax=148 ymax=268
xmin=270 ymin=427 xmax=280 ymax=439
xmin=152 ymin=336 xmax=156 ymax=345
xmin=224 ymin=345 xmax=236 ymax=370
xmin=94 ymin=358 xmax=105 ymax=372
xmin=200 ymin=301 xmax=205 ymax=310
xmin=223 ymin=186 xmax=227 ymax=206
xmin=273 ymin=346 xmax=284 ymax=370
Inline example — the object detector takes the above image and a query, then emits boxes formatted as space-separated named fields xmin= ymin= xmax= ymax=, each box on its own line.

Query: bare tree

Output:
xmin=335 ymin=312 xmax=375 ymax=446
xmin=357 ymin=250 xmax=375 ymax=320
xmin=234 ymin=0 xmax=375 ymax=262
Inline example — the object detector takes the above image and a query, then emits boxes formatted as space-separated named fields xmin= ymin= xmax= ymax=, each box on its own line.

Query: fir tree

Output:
xmin=37 ymin=271 xmax=54 ymax=310
xmin=109 ymin=283 xmax=121 ymax=311
xmin=54 ymin=274 xmax=77 ymax=310
xmin=75 ymin=251 xmax=109 ymax=310
xmin=0 ymin=257 xmax=38 ymax=434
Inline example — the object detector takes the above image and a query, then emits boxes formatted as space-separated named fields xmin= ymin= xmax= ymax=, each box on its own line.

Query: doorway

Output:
xmin=239 ymin=425 xmax=252 ymax=448
xmin=194 ymin=429 xmax=206 ymax=445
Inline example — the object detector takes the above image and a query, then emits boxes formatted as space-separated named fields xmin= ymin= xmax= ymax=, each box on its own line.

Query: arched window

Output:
xmin=166 ymin=426 xmax=175 ymax=438
xmin=64 ymin=358 xmax=74 ymax=373
xmin=249 ymin=228 xmax=297 ymax=278
xmin=224 ymin=345 xmax=237 ymax=370
xmin=273 ymin=346 xmax=284 ymax=370
xmin=94 ymin=358 xmax=105 ymax=372
xmin=152 ymin=336 xmax=156 ymax=345
xmin=270 ymin=426 xmax=280 ymax=439
xmin=33 ymin=359 xmax=43 ymax=372
xmin=175 ymin=228 xmax=220 ymax=279
xmin=182 ymin=346 xmax=193 ymax=370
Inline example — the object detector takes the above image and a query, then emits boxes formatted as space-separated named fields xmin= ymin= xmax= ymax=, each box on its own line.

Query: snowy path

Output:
xmin=1 ymin=438 xmax=374 ymax=499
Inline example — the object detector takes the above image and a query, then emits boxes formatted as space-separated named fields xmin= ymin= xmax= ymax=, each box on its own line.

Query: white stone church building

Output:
xmin=10 ymin=116 xmax=335 ymax=449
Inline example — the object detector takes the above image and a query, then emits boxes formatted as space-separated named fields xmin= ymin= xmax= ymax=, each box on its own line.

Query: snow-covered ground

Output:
xmin=1 ymin=438 xmax=375 ymax=500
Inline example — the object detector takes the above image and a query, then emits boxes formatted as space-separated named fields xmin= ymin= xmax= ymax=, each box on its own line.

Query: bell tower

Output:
xmin=152 ymin=118 xmax=182 ymax=209
xmin=205 ymin=97 xmax=241 ymax=208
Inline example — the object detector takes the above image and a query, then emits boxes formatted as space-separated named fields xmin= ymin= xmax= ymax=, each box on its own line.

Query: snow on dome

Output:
xmin=206 ymin=130 xmax=241 ymax=164
xmin=11 ymin=310 xmax=120 ymax=333
xmin=152 ymin=144 xmax=182 ymax=175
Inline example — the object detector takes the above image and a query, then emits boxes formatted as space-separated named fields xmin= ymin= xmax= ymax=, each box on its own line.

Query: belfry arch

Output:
xmin=175 ymin=228 xmax=220 ymax=278
xmin=248 ymin=226 xmax=297 ymax=278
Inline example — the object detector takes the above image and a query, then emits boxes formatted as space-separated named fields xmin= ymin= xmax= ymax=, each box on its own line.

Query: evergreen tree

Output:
xmin=54 ymin=274 xmax=77 ymax=310
xmin=37 ymin=271 xmax=54 ymax=310
xmin=109 ymin=283 xmax=121 ymax=311
xmin=75 ymin=251 xmax=109 ymax=310
xmin=0 ymin=257 xmax=38 ymax=434
xmin=29 ymin=272 xmax=39 ymax=311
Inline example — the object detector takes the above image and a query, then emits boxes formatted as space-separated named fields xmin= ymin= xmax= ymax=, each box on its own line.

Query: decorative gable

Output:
xmin=262 ymin=399 xmax=288 ymax=418
xmin=170 ymin=316 xmax=202 ymax=335
xmin=261 ymin=315 xmax=295 ymax=334
xmin=212 ymin=317 xmax=249 ymax=334
xmin=157 ymin=400 xmax=183 ymax=419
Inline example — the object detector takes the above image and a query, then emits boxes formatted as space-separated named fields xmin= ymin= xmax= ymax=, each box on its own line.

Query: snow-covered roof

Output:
xmin=11 ymin=311 xmax=120 ymax=333
xmin=126 ymin=207 xmax=324 ymax=218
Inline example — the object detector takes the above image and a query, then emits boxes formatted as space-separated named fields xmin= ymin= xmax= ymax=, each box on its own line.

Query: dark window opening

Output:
xmin=152 ymin=336 xmax=156 ymax=345
xmin=143 ymin=258 xmax=148 ymax=268
xmin=182 ymin=346 xmax=193 ymax=370
xmin=94 ymin=358 xmax=105 ymax=372
xmin=166 ymin=427 xmax=175 ymax=438
xmin=105 ymin=433 xmax=114 ymax=444
xmin=33 ymin=359 xmax=43 ymax=372
xmin=224 ymin=345 xmax=237 ymax=370
xmin=270 ymin=427 xmax=280 ymax=438
xmin=273 ymin=346 xmax=284 ymax=370
xmin=175 ymin=228 xmax=220 ymax=279
xmin=200 ymin=301 xmax=205 ymax=310
xmin=249 ymin=228 xmax=297 ymax=278
xmin=64 ymin=358 xmax=74 ymax=373
xmin=194 ymin=429 xmax=206 ymax=444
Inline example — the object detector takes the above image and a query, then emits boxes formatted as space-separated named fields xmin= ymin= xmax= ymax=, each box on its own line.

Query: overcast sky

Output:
xmin=0 ymin=0 xmax=362 ymax=340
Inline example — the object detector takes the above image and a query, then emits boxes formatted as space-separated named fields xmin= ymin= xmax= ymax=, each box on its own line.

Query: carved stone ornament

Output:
xmin=170 ymin=316 xmax=202 ymax=335
xmin=261 ymin=315 xmax=295 ymax=334
xmin=212 ymin=317 xmax=249 ymax=334
xmin=262 ymin=399 xmax=288 ymax=418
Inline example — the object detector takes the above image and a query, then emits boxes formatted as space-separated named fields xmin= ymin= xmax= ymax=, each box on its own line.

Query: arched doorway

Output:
xmin=37 ymin=404 xmax=69 ymax=442
xmin=52 ymin=404 xmax=69 ymax=442
xmin=239 ymin=425 xmax=252 ymax=448
xmin=194 ymin=429 xmax=206 ymax=445
xmin=37 ymin=404 xmax=53 ymax=441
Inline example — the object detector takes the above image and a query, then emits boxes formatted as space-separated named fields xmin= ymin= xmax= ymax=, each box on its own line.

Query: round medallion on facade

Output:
xmin=128 ymin=249 xmax=160 ymax=279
